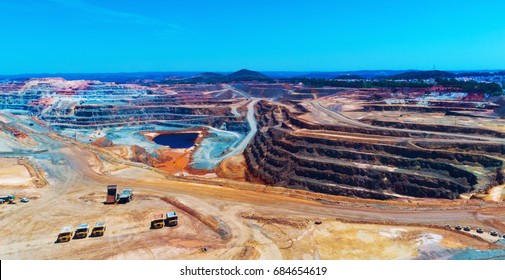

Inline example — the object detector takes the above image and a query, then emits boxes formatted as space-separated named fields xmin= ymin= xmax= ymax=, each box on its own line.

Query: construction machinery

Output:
xmin=57 ymin=226 xmax=73 ymax=243
xmin=119 ymin=188 xmax=133 ymax=203
xmin=166 ymin=211 xmax=178 ymax=226
xmin=151 ymin=214 xmax=164 ymax=229
xmin=91 ymin=221 xmax=106 ymax=237
xmin=105 ymin=185 xmax=118 ymax=204
xmin=74 ymin=223 xmax=89 ymax=239
xmin=0 ymin=194 xmax=15 ymax=204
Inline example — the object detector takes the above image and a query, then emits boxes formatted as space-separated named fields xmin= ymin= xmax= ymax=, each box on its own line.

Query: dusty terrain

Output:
xmin=1 ymin=80 xmax=505 ymax=260
xmin=0 ymin=158 xmax=35 ymax=188
xmin=1 ymin=110 xmax=505 ymax=260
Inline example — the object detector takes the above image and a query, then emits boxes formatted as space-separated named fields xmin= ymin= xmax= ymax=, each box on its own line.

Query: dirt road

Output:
xmin=1 ymin=113 xmax=504 ymax=259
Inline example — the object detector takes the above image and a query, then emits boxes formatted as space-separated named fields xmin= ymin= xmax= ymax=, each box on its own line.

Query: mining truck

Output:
xmin=105 ymin=185 xmax=118 ymax=204
xmin=166 ymin=211 xmax=178 ymax=226
xmin=57 ymin=226 xmax=73 ymax=243
xmin=119 ymin=189 xmax=133 ymax=203
xmin=74 ymin=223 xmax=89 ymax=239
xmin=91 ymin=221 xmax=106 ymax=237
xmin=151 ymin=214 xmax=164 ymax=229
xmin=0 ymin=194 xmax=15 ymax=204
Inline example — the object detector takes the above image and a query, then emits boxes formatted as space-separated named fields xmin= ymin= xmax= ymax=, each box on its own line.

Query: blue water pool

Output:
xmin=152 ymin=133 xmax=199 ymax=148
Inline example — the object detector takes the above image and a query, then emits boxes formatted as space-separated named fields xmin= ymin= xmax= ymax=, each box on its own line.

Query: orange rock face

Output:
xmin=91 ymin=137 xmax=114 ymax=147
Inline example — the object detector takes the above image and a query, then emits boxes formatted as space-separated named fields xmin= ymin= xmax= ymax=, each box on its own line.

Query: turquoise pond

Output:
xmin=450 ymin=240 xmax=505 ymax=260
xmin=59 ymin=123 xmax=245 ymax=171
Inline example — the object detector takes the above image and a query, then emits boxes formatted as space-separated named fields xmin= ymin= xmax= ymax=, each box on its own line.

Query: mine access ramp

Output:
xmin=119 ymin=189 xmax=133 ymax=203
xmin=166 ymin=211 xmax=178 ymax=226
xmin=91 ymin=221 xmax=106 ymax=237
xmin=57 ymin=226 xmax=72 ymax=243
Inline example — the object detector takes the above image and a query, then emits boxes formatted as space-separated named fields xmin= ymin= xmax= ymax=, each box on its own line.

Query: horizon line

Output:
xmin=2 ymin=68 xmax=505 ymax=77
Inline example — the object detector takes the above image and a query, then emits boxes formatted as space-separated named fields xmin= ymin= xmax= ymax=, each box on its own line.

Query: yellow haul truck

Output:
xmin=151 ymin=214 xmax=164 ymax=229
xmin=91 ymin=221 xmax=106 ymax=237
xmin=166 ymin=211 xmax=178 ymax=226
xmin=57 ymin=226 xmax=73 ymax=243
xmin=74 ymin=223 xmax=89 ymax=239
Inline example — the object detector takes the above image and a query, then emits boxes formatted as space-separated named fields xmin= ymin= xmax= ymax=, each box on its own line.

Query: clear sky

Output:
xmin=1 ymin=0 xmax=505 ymax=74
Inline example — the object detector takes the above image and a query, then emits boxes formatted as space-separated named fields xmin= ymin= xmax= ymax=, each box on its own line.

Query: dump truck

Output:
xmin=151 ymin=214 xmax=164 ymax=229
xmin=166 ymin=211 xmax=178 ymax=226
xmin=119 ymin=189 xmax=133 ymax=203
xmin=0 ymin=194 xmax=15 ymax=204
xmin=91 ymin=221 xmax=106 ymax=237
xmin=74 ymin=223 xmax=89 ymax=239
xmin=105 ymin=185 xmax=118 ymax=204
xmin=57 ymin=226 xmax=73 ymax=243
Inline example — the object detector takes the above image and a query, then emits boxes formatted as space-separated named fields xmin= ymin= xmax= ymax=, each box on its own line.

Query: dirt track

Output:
xmin=0 ymin=143 xmax=504 ymax=259
xmin=1 ymin=112 xmax=505 ymax=259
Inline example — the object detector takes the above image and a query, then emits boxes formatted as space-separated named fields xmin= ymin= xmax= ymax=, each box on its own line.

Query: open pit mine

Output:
xmin=1 ymin=73 xmax=505 ymax=260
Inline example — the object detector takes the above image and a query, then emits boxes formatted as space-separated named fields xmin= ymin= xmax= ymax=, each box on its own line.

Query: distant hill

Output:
xmin=184 ymin=72 xmax=226 ymax=83
xmin=455 ymin=71 xmax=494 ymax=77
xmin=226 ymin=69 xmax=271 ymax=81
xmin=384 ymin=70 xmax=455 ymax=80
xmin=290 ymin=70 xmax=410 ymax=79
xmin=0 ymin=72 xmax=199 ymax=83
xmin=334 ymin=74 xmax=364 ymax=80
xmin=3 ymin=70 xmax=504 ymax=83
xmin=175 ymin=69 xmax=271 ymax=84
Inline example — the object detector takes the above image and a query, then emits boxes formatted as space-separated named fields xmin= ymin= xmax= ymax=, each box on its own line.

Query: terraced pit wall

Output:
xmin=44 ymin=105 xmax=238 ymax=128
xmin=364 ymin=119 xmax=505 ymax=138
xmin=244 ymin=101 xmax=505 ymax=200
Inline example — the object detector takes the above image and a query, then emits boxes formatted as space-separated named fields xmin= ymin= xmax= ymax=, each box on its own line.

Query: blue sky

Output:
xmin=1 ymin=0 xmax=505 ymax=74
